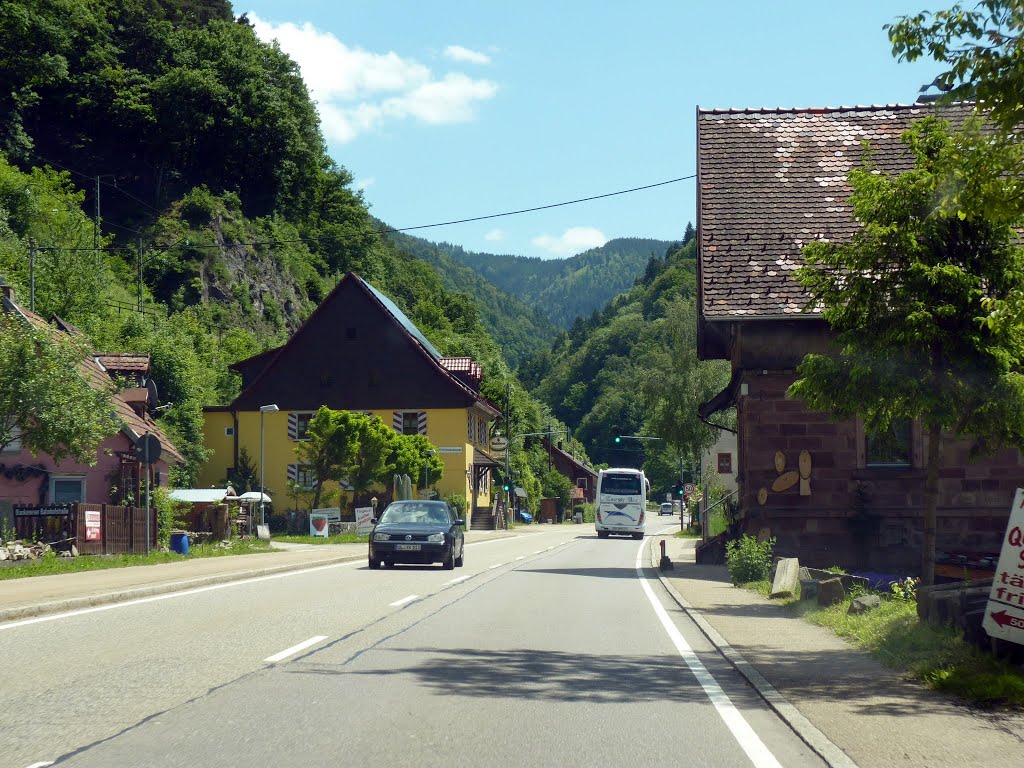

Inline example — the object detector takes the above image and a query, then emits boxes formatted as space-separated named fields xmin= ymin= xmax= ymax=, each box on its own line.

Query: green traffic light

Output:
xmin=677 ymin=487 xmax=684 ymax=495
xmin=614 ymin=435 xmax=621 ymax=444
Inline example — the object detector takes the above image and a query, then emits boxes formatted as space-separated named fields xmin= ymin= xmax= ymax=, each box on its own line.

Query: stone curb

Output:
xmin=650 ymin=537 xmax=859 ymax=768
xmin=0 ymin=553 xmax=368 ymax=624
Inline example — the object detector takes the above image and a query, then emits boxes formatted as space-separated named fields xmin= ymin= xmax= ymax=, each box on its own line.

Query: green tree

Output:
xmin=788 ymin=117 xmax=1024 ymax=586
xmin=294 ymin=406 xmax=360 ymax=510
xmin=541 ymin=468 xmax=574 ymax=512
xmin=348 ymin=415 xmax=399 ymax=503
xmin=888 ymin=1 xmax=1024 ymax=131
xmin=0 ymin=312 xmax=118 ymax=461
xmin=391 ymin=433 xmax=444 ymax=493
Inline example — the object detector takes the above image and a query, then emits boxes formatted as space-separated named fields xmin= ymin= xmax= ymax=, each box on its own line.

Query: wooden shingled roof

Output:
xmin=696 ymin=103 xmax=975 ymax=321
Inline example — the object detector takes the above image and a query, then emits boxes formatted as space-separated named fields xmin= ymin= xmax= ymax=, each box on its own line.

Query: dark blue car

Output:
xmin=368 ymin=500 xmax=465 ymax=570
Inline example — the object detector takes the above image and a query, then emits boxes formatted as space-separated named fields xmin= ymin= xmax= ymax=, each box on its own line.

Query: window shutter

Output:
xmin=287 ymin=413 xmax=299 ymax=441
xmin=418 ymin=411 xmax=427 ymax=435
xmin=393 ymin=411 xmax=402 ymax=432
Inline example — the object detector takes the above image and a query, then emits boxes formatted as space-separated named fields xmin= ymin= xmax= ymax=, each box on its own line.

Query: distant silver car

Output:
xmin=659 ymin=502 xmax=673 ymax=516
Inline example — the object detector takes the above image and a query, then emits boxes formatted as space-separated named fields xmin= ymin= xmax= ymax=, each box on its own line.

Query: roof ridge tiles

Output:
xmin=697 ymin=102 xmax=967 ymax=116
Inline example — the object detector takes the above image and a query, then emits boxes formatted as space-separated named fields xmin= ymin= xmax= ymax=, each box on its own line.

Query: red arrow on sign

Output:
xmin=991 ymin=610 xmax=1024 ymax=629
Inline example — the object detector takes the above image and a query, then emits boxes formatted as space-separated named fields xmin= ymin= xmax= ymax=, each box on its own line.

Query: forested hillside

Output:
xmin=438 ymin=237 xmax=678 ymax=328
xmin=382 ymin=228 xmax=559 ymax=367
xmin=0 ymin=0 xmax=591 ymax=504
xmin=524 ymin=230 xmax=731 ymax=494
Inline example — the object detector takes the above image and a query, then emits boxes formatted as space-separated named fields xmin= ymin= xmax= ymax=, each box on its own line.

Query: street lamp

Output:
xmin=259 ymin=404 xmax=279 ymax=529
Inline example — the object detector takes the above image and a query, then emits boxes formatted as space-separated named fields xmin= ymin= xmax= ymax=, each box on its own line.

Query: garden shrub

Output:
xmin=725 ymin=534 xmax=775 ymax=584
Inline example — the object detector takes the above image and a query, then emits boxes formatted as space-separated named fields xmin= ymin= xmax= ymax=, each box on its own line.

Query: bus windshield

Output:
xmin=600 ymin=473 xmax=643 ymax=496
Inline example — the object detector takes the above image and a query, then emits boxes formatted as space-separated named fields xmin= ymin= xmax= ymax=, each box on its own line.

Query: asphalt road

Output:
xmin=2 ymin=523 xmax=826 ymax=768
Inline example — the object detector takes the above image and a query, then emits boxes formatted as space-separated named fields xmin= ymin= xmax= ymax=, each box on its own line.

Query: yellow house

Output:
xmin=200 ymin=273 xmax=502 ymax=524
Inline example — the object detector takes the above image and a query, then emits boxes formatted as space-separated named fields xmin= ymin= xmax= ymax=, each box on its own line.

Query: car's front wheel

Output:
xmin=454 ymin=544 xmax=464 ymax=568
xmin=442 ymin=547 xmax=455 ymax=570
xmin=368 ymin=556 xmax=381 ymax=569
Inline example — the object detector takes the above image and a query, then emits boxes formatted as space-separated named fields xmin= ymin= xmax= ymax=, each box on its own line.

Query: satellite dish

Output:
xmin=146 ymin=378 xmax=159 ymax=411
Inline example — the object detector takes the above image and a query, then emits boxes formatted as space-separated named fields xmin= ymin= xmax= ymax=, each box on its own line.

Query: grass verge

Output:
xmin=273 ymin=532 xmax=367 ymax=545
xmin=0 ymin=538 xmax=273 ymax=580
xmin=737 ymin=579 xmax=1024 ymax=709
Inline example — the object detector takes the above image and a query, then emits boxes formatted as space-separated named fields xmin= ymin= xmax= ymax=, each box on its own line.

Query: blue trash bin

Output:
xmin=170 ymin=532 xmax=190 ymax=555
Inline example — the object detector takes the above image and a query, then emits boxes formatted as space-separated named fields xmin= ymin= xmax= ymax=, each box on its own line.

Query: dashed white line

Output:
xmin=264 ymin=635 xmax=328 ymax=663
xmin=25 ymin=761 xmax=54 ymax=768
xmin=488 ymin=563 xmax=505 ymax=569
xmin=514 ymin=556 xmax=525 ymax=561
xmin=445 ymin=575 xmax=472 ymax=584
xmin=533 ymin=550 xmax=544 ymax=554
xmin=389 ymin=595 xmax=418 ymax=607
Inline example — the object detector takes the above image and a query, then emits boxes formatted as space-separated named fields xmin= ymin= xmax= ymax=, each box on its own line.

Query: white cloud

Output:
xmin=444 ymin=45 xmax=491 ymax=65
xmin=532 ymin=227 xmax=608 ymax=257
xmin=355 ymin=177 xmax=376 ymax=191
xmin=484 ymin=228 xmax=505 ymax=241
xmin=249 ymin=15 xmax=497 ymax=143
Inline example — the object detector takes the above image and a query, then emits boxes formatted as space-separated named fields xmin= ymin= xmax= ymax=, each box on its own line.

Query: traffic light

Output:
xmin=503 ymin=481 xmax=511 ymax=492
xmin=614 ymin=435 xmax=622 ymax=444
xmin=677 ymin=484 xmax=685 ymax=496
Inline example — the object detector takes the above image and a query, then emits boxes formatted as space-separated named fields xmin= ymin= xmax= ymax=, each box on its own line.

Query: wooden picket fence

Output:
xmin=11 ymin=503 xmax=155 ymax=554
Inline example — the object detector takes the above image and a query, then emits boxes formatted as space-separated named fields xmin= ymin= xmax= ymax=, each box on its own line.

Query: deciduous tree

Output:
xmin=789 ymin=117 xmax=1024 ymax=586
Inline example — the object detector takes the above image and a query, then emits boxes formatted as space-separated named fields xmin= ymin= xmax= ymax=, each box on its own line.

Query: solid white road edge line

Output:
xmin=264 ymin=635 xmax=328 ymax=663
xmin=389 ymin=595 xmax=418 ymax=607
xmin=634 ymin=542 xmax=784 ymax=768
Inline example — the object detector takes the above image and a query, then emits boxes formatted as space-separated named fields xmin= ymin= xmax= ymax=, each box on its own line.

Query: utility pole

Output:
xmin=28 ymin=238 xmax=36 ymax=312
xmin=137 ymin=238 xmax=144 ymax=312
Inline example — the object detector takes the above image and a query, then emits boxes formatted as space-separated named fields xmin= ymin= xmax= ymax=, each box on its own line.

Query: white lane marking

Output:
xmin=389 ymin=595 xmax=418 ymax=607
xmin=488 ymin=563 xmax=505 ymax=570
xmin=514 ymin=556 xmax=525 ymax=561
xmin=635 ymin=542 xmax=783 ymax=768
xmin=445 ymin=575 xmax=472 ymax=585
xmin=264 ymin=635 xmax=328 ymax=663
xmin=25 ymin=762 xmax=54 ymax=768
xmin=534 ymin=550 xmax=544 ymax=554
xmin=0 ymin=559 xmax=365 ymax=632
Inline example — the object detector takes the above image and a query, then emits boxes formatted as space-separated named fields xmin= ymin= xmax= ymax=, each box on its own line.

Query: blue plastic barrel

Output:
xmin=170 ymin=532 xmax=190 ymax=555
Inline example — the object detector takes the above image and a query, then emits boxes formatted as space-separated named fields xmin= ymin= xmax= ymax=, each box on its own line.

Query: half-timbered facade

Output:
xmin=696 ymin=103 xmax=1022 ymax=572
xmin=200 ymin=273 xmax=501 ymax=521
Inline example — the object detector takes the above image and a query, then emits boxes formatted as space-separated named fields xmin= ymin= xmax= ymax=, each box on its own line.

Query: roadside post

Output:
xmin=983 ymin=488 xmax=1024 ymax=646
xmin=135 ymin=432 xmax=161 ymax=555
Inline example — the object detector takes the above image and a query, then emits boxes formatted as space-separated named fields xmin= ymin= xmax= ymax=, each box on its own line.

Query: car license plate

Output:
xmin=396 ymin=543 xmax=421 ymax=551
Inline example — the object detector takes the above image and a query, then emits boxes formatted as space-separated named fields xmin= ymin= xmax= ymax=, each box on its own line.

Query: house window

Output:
xmin=576 ymin=477 xmax=587 ymax=489
xmin=467 ymin=413 xmax=475 ymax=442
xmin=401 ymin=412 xmax=419 ymax=435
xmin=50 ymin=476 xmax=86 ymax=504
xmin=2 ymin=425 xmax=21 ymax=453
xmin=717 ymin=453 xmax=733 ymax=474
xmin=289 ymin=412 xmax=314 ymax=441
xmin=224 ymin=426 xmax=234 ymax=437
xmin=288 ymin=463 xmax=317 ymax=490
xmin=866 ymin=420 xmax=912 ymax=467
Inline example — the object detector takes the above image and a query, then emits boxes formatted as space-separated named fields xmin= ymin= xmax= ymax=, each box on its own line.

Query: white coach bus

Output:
xmin=595 ymin=467 xmax=649 ymax=539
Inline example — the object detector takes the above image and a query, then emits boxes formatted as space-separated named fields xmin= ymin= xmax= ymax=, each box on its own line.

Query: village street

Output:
xmin=1 ymin=525 xmax=827 ymax=768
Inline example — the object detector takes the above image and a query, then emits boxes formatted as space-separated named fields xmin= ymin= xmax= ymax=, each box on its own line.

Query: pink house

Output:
xmin=0 ymin=283 xmax=182 ymax=519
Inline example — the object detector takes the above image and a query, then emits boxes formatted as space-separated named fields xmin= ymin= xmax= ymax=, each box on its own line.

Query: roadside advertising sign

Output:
xmin=84 ymin=510 xmax=101 ymax=541
xmin=355 ymin=506 xmax=374 ymax=536
xmin=309 ymin=512 xmax=330 ymax=537
xmin=983 ymin=488 xmax=1024 ymax=645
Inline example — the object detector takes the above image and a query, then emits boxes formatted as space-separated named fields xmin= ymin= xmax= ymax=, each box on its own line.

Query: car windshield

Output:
xmin=379 ymin=503 xmax=450 ymax=525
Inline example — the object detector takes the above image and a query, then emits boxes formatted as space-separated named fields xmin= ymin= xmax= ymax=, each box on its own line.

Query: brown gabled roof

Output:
xmin=697 ymin=103 xmax=975 ymax=320
xmin=95 ymin=353 xmax=151 ymax=375
xmin=1 ymin=285 xmax=183 ymax=464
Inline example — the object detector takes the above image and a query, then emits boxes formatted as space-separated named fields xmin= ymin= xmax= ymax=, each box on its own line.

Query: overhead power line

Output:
xmin=376 ymin=175 xmax=695 ymax=234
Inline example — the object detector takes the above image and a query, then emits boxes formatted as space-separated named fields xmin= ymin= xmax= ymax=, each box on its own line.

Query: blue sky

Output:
xmin=243 ymin=1 xmax=940 ymax=260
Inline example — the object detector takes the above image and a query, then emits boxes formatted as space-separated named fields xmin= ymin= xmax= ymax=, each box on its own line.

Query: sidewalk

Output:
xmin=0 ymin=527 xmax=528 ymax=624
xmin=658 ymin=535 xmax=1024 ymax=768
